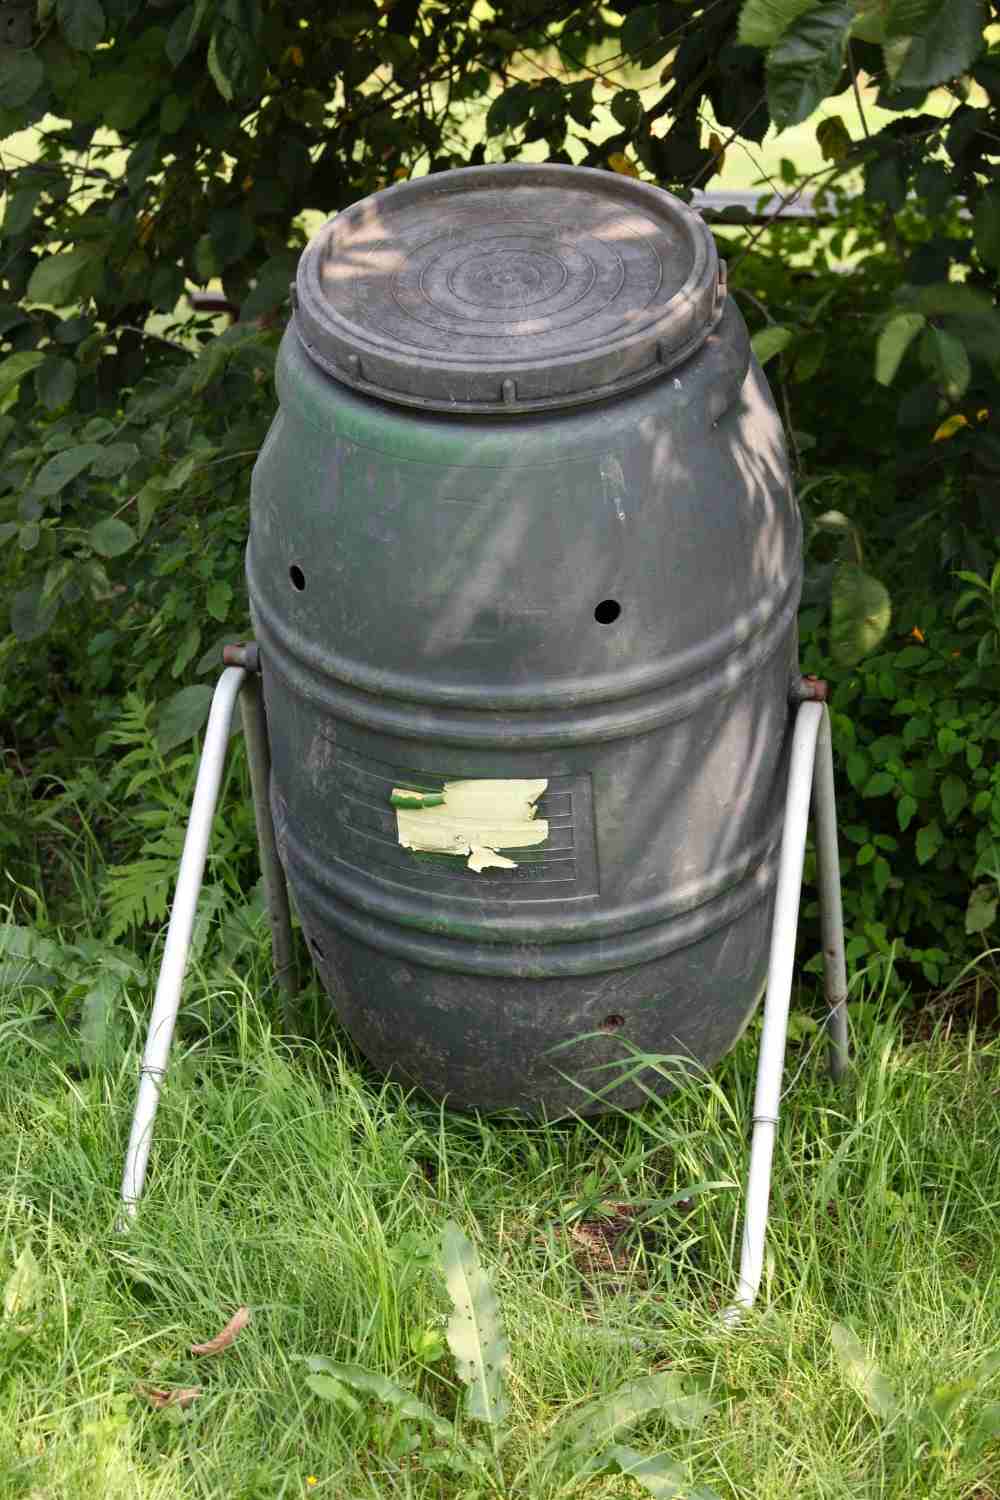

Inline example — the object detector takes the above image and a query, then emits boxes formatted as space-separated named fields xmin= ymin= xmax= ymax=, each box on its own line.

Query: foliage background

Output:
xmin=0 ymin=0 xmax=998 ymax=1005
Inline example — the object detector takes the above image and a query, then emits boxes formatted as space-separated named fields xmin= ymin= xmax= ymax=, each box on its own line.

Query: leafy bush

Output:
xmin=800 ymin=583 xmax=1000 ymax=990
xmin=2 ymin=0 xmax=999 ymax=1000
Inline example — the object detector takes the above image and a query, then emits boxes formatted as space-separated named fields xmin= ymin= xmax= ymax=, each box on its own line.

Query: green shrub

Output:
xmin=800 ymin=583 xmax=1000 ymax=991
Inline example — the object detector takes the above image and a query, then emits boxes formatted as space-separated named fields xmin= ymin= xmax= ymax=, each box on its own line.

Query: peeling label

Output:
xmin=393 ymin=779 xmax=548 ymax=871
xmin=467 ymin=847 xmax=519 ymax=873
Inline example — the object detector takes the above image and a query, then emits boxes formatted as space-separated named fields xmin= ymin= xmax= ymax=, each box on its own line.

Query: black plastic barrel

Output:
xmin=247 ymin=164 xmax=801 ymax=1114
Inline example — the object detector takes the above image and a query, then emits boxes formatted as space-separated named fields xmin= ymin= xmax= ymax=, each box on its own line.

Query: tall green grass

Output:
xmin=0 ymin=937 xmax=998 ymax=1498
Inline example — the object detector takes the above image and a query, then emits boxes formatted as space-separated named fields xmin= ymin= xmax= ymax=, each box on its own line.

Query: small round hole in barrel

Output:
xmin=594 ymin=599 xmax=621 ymax=624
xmin=289 ymin=564 xmax=306 ymax=591
xmin=600 ymin=1013 xmax=625 ymax=1033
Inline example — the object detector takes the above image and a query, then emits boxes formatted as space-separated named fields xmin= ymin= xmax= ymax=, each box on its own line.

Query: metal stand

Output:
xmin=119 ymin=665 xmax=849 ymax=1295
xmin=724 ymin=698 xmax=849 ymax=1320
xmin=118 ymin=653 xmax=296 ymax=1220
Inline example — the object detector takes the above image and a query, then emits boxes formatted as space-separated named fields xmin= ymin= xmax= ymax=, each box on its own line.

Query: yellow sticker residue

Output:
xmin=393 ymin=779 xmax=548 ymax=872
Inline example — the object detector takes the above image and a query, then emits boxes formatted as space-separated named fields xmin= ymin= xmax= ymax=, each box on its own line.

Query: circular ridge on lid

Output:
xmin=294 ymin=162 xmax=723 ymax=414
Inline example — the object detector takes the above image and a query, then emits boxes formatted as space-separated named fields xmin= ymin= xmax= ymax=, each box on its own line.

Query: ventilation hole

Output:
xmin=600 ymin=1013 xmax=625 ymax=1033
xmin=289 ymin=564 xmax=306 ymax=591
xmin=594 ymin=599 xmax=621 ymax=624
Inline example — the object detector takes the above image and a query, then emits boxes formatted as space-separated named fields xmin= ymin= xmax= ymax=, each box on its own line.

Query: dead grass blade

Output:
xmin=190 ymin=1305 xmax=251 ymax=1355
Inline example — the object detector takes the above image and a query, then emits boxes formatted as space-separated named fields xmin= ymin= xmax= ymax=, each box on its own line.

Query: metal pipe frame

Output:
xmin=119 ymin=661 xmax=296 ymax=1219
xmin=120 ymin=670 xmax=848 ymax=1284
xmin=725 ymin=700 xmax=849 ymax=1320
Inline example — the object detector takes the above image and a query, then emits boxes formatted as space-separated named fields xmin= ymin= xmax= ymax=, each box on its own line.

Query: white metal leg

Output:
xmin=119 ymin=666 xmax=247 ymax=1219
xmin=725 ymin=700 xmax=848 ymax=1320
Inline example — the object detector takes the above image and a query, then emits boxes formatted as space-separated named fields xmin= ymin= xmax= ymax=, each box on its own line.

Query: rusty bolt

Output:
xmin=791 ymin=674 xmax=829 ymax=704
xmin=222 ymin=641 xmax=261 ymax=672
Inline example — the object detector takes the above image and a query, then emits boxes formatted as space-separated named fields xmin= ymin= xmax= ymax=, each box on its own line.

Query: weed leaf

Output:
xmin=80 ymin=973 xmax=121 ymax=1069
xmin=304 ymin=1357 xmax=454 ymax=1440
xmin=441 ymin=1220 xmax=510 ymax=1427
xmin=544 ymin=1372 xmax=706 ymax=1460
xmin=3 ymin=1245 xmax=42 ymax=1322
xmin=830 ymin=1322 xmax=900 ymax=1422
xmin=591 ymin=1443 xmax=722 ymax=1498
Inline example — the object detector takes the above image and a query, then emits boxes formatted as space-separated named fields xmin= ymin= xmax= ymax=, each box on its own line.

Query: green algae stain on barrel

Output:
xmin=247 ymin=163 xmax=802 ymax=1115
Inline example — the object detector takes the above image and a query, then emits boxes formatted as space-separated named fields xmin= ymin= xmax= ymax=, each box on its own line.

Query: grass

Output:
xmin=1 ymin=922 xmax=998 ymax=1499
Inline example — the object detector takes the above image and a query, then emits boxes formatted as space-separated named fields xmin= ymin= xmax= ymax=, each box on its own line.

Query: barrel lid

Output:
xmin=294 ymin=163 xmax=724 ymax=414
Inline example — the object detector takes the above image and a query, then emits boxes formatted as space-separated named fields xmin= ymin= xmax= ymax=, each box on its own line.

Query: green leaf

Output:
xmin=89 ymin=517 xmax=137 ymax=558
xmin=940 ymin=772 xmax=968 ymax=822
xmin=156 ymin=685 xmax=214 ymax=753
xmin=611 ymin=88 xmax=643 ymax=131
xmin=883 ymin=0 xmax=984 ymax=91
xmin=160 ymin=91 xmax=190 ymax=133
xmin=441 ymin=1221 xmax=509 ymax=1427
xmin=164 ymin=451 xmax=199 ymax=492
xmin=80 ymin=973 xmax=121 ymax=1069
xmin=766 ymin=4 xmax=854 ymax=130
xmin=922 ymin=326 xmax=971 ymax=400
xmin=91 ymin=442 xmax=140 ymax=478
xmin=862 ymin=772 xmax=894 ymax=798
xmin=205 ymin=580 xmax=233 ymax=623
xmin=0 ymin=922 xmax=66 ymax=971
xmin=57 ymin=0 xmax=105 ymax=52
xmin=591 ymin=1444 xmax=722 ymax=1500
xmin=165 ymin=4 xmax=195 ymax=65
xmin=831 ymin=1323 xmax=901 ymax=1423
xmin=543 ymin=1373 xmax=706 ymax=1461
xmin=897 ymin=793 xmax=918 ymax=831
xmin=966 ymin=884 xmax=998 ymax=935
xmin=815 ymin=114 xmax=852 ymax=160
xmin=620 ymin=6 xmax=660 ymax=54
xmin=304 ymin=1372 xmax=362 ymax=1412
xmin=0 ymin=50 xmax=44 ymax=108
xmin=207 ymin=24 xmax=247 ymax=101
xmin=851 ymin=0 xmax=886 ymax=40
xmin=10 ymin=585 xmax=57 ymax=642
xmin=101 ymin=69 xmax=158 ymax=131
xmin=964 ymin=1400 xmax=1000 ymax=1461
xmin=0 ymin=351 xmax=46 ymax=400
xmin=486 ymin=82 xmax=532 ymax=135
xmin=209 ymin=206 xmax=254 ymax=267
xmin=137 ymin=478 xmax=165 ymax=538
xmin=830 ymin=562 xmax=892 ymax=666
xmin=751 ymin=325 xmax=794 ymax=365
xmin=865 ymin=152 xmax=906 ymax=211
xmin=172 ymin=621 xmax=201 ymax=678
xmin=915 ymin=820 xmax=943 ymax=865
xmin=875 ymin=312 xmax=925 ymax=385
xmin=303 ymin=1357 xmax=454 ymax=1440
xmin=35 ymin=355 xmax=77 ymax=411
xmin=738 ymin=0 xmax=820 ymax=49
xmin=240 ymin=254 xmax=297 ymax=320
xmin=791 ymin=329 xmax=826 ymax=381
xmin=3 ymin=1245 xmax=42 ymax=1322
xmin=2 ymin=185 xmax=42 ymax=237
xmin=33 ymin=443 xmax=102 ymax=496
xmin=974 ymin=185 xmax=1000 ymax=270
xmin=873 ymin=855 xmax=891 ymax=895
xmin=27 ymin=247 xmax=94 ymax=307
